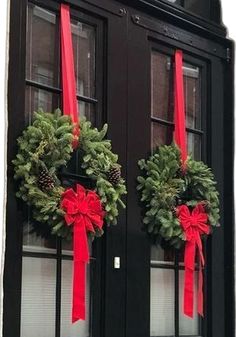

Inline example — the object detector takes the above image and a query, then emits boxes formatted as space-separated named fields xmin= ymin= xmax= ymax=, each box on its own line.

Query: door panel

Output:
xmin=125 ymin=7 xmax=229 ymax=337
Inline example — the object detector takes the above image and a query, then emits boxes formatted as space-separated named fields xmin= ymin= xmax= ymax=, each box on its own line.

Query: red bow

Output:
xmin=177 ymin=203 xmax=210 ymax=317
xmin=61 ymin=184 xmax=105 ymax=323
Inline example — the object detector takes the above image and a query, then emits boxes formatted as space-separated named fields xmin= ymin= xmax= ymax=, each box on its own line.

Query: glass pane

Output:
xmin=179 ymin=271 xmax=200 ymax=336
xmin=187 ymin=132 xmax=201 ymax=161
xmin=62 ymin=237 xmax=93 ymax=257
xmin=26 ymin=5 xmax=58 ymax=87
xmin=23 ymin=220 xmax=56 ymax=253
xmin=61 ymin=260 xmax=90 ymax=337
xmin=21 ymin=257 xmax=56 ymax=337
xmin=25 ymin=86 xmax=60 ymax=123
xmin=72 ymin=20 xmax=96 ymax=98
xmin=78 ymin=101 xmax=96 ymax=125
xmin=61 ymin=239 xmax=73 ymax=254
xmin=151 ymin=52 xmax=173 ymax=121
xmin=151 ymin=245 xmax=175 ymax=264
xmin=183 ymin=63 xmax=201 ymax=130
xmin=151 ymin=122 xmax=173 ymax=150
xmin=150 ymin=269 xmax=175 ymax=336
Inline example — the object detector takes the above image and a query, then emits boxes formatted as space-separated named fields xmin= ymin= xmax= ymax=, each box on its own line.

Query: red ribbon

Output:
xmin=61 ymin=184 xmax=105 ymax=322
xmin=60 ymin=4 xmax=79 ymax=148
xmin=177 ymin=203 xmax=210 ymax=317
xmin=174 ymin=50 xmax=187 ymax=168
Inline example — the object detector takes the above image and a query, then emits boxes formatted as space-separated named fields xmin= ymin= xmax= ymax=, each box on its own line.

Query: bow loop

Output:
xmin=177 ymin=203 xmax=209 ymax=318
xmin=61 ymin=184 xmax=105 ymax=323
xmin=61 ymin=184 xmax=105 ymax=232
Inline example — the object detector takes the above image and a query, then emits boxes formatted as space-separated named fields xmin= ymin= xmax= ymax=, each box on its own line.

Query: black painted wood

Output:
xmin=102 ymin=11 xmax=128 ymax=337
xmin=209 ymin=57 xmax=225 ymax=337
xmin=114 ymin=0 xmax=227 ymax=39
xmin=223 ymin=40 xmax=235 ymax=337
xmin=126 ymin=20 xmax=151 ymax=337
xmin=3 ymin=1 xmax=27 ymax=337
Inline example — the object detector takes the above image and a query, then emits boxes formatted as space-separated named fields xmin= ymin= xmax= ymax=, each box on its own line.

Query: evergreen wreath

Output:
xmin=13 ymin=109 xmax=126 ymax=239
xmin=137 ymin=144 xmax=220 ymax=248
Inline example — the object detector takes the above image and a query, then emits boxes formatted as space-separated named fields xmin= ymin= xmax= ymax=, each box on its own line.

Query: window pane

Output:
xmin=151 ymin=245 xmax=175 ymax=264
xmin=78 ymin=101 xmax=96 ymax=125
xmin=183 ymin=63 xmax=201 ymax=130
xmin=26 ymin=5 xmax=58 ymax=87
xmin=150 ymin=269 xmax=175 ymax=336
xmin=151 ymin=52 xmax=173 ymax=121
xmin=187 ymin=132 xmax=201 ymax=161
xmin=61 ymin=236 xmax=92 ymax=256
xmin=151 ymin=122 xmax=173 ymax=150
xmin=23 ymin=221 xmax=56 ymax=253
xmin=25 ymin=86 xmax=60 ymax=123
xmin=24 ymin=85 xmax=59 ymax=252
xmin=179 ymin=271 xmax=200 ymax=336
xmin=21 ymin=257 xmax=56 ymax=337
xmin=61 ymin=260 xmax=90 ymax=337
xmin=72 ymin=20 xmax=96 ymax=98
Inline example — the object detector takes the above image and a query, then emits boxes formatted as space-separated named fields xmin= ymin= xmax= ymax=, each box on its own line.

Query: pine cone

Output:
xmin=37 ymin=168 xmax=55 ymax=191
xmin=107 ymin=165 xmax=121 ymax=185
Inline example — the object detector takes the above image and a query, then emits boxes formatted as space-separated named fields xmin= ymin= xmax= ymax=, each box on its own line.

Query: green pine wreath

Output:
xmin=13 ymin=109 xmax=126 ymax=239
xmin=137 ymin=144 xmax=220 ymax=248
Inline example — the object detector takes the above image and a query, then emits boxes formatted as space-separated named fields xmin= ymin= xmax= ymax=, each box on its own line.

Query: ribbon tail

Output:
xmin=72 ymin=222 xmax=89 ymax=323
xmin=72 ymin=260 xmax=86 ymax=322
xmin=197 ymin=258 xmax=204 ymax=317
xmin=183 ymin=240 xmax=196 ymax=318
xmin=196 ymin=236 xmax=205 ymax=317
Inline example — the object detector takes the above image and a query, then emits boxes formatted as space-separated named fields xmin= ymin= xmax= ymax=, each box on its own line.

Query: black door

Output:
xmin=4 ymin=1 xmax=234 ymax=337
xmin=125 ymin=7 xmax=234 ymax=337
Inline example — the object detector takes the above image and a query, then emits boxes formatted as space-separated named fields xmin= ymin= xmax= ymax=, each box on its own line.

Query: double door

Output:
xmin=5 ymin=1 xmax=234 ymax=337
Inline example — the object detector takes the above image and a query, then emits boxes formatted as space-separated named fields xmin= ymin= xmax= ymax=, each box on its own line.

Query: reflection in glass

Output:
xmin=151 ymin=122 xmax=173 ymax=150
xmin=72 ymin=20 xmax=96 ymax=98
xmin=25 ymin=86 xmax=60 ymax=123
xmin=151 ymin=52 xmax=173 ymax=121
xmin=151 ymin=245 xmax=175 ymax=264
xmin=151 ymin=52 xmax=201 ymax=131
xmin=26 ymin=5 xmax=58 ymax=87
xmin=183 ymin=63 xmax=201 ymax=130
xmin=179 ymin=271 xmax=200 ymax=335
xmin=78 ymin=101 xmax=96 ymax=125
xmin=150 ymin=269 xmax=175 ymax=336
xmin=187 ymin=132 xmax=201 ymax=161
xmin=61 ymin=260 xmax=90 ymax=337
xmin=21 ymin=257 xmax=56 ymax=337
xmin=23 ymin=220 xmax=56 ymax=253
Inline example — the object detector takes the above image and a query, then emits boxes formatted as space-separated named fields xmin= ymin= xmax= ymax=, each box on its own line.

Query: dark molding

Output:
xmin=114 ymin=0 xmax=227 ymax=41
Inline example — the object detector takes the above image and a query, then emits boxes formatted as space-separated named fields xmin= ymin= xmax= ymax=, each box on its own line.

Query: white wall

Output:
xmin=0 ymin=0 xmax=9 ymax=336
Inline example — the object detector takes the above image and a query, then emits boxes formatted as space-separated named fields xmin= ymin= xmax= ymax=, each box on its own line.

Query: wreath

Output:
xmin=137 ymin=144 xmax=220 ymax=249
xmin=13 ymin=109 xmax=127 ymax=240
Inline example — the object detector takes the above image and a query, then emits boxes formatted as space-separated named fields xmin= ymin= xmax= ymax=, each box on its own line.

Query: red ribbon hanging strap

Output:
xmin=174 ymin=50 xmax=209 ymax=318
xmin=60 ymin=4 xmax=79 ymax=147
xmin=61 ymin=184 xmax=105 ymax=323
xmin=177 ymin=204 xmax=210 ymax=317
xmin=174 ymin=50 xmax=187 ymax=168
